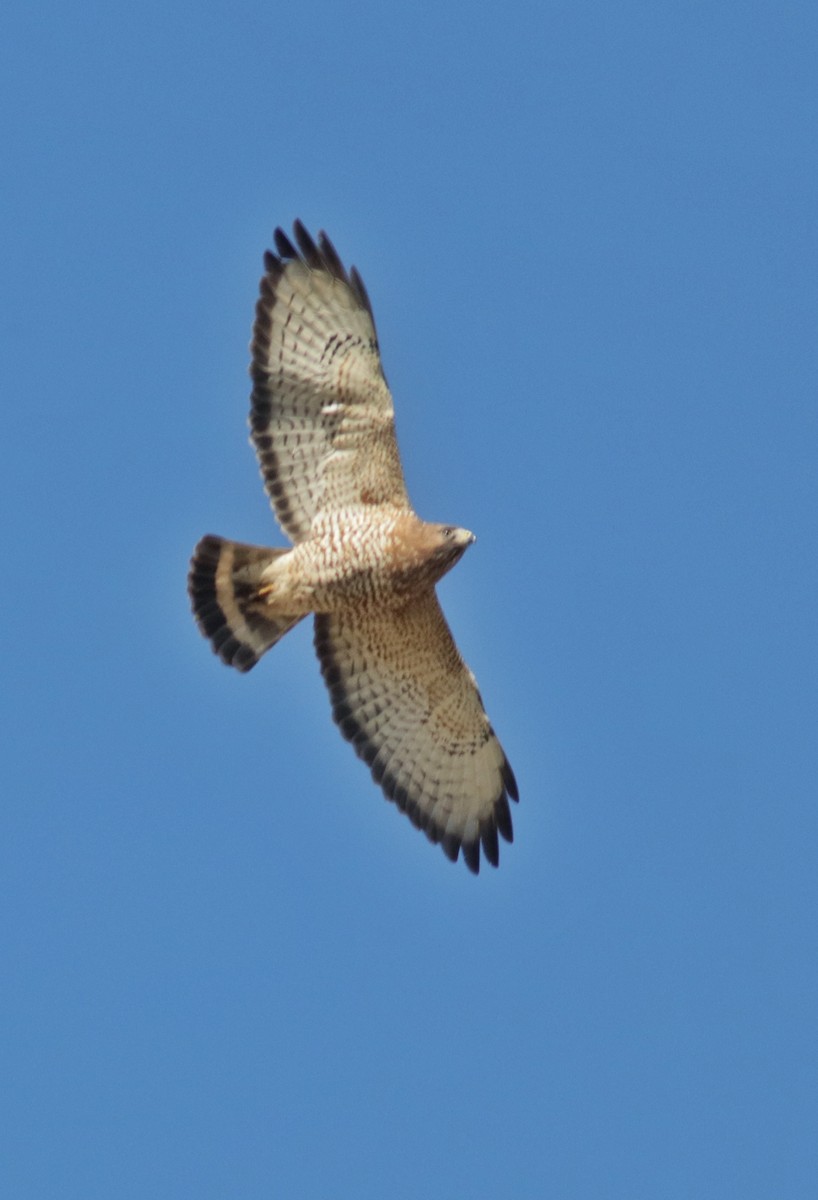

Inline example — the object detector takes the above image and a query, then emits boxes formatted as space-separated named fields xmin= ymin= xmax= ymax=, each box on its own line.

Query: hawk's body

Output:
xmin=189 ymin=222 xmax=518 ymax=872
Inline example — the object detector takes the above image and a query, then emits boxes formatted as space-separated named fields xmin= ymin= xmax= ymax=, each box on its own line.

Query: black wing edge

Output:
xmin=314 ymin=615 xmax=519 ymax=875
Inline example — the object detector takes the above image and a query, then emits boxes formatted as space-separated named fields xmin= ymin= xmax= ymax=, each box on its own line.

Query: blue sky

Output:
xmin=2 ymin=1 xmax=817 ymax=1195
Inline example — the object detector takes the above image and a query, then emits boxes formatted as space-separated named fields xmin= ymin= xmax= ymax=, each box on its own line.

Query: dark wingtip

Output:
xmin=441 ymin=833 xmax=460 ymax=863
xmin=480 ymin=819 xmax=500 ymax=868
xmin=273 ymin=226 xmax=298 ymax=260
xmin=293 ymin=219 xmax=320 ymax=267
xmin=502 ymin=757 xmax=519 ymax=803
xmin=317 ymin=230 xmax=348 ymax=282
xmin=495 ymin=793 xmax=514 ymax=844
xmin=461 ymin=839 xmax=480 ymax=875
xmin=349 ymin=265 xmax=375 ymax=323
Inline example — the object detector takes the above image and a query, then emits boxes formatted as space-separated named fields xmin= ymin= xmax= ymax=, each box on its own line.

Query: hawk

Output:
xmin=188 ymin=221 xmax=518 ymax=872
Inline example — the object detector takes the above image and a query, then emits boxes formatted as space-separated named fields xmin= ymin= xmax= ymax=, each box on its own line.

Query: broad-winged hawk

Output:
xmin=188 ymin=222 xmax=518 ymax=872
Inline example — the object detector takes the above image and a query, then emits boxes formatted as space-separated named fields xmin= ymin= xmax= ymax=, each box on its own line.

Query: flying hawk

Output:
xmin=188 ymin=222 xmax=518 ymax=872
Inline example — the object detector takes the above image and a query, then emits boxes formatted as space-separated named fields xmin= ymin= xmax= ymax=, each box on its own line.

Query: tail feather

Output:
xmin=188 ymin=535 xmax=305 ymax=672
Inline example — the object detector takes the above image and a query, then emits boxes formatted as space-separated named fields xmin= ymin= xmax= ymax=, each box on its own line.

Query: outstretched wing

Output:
xmin=314 ymin=594 xmax=518 ymax=873
xmin=250 ymin=221 xmax=410 ymax=543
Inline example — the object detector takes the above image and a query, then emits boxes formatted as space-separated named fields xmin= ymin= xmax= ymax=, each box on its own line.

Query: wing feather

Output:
xmin=250 ymin=222 xmax=410 ymax=543
xmin=313 ymin=594 xmax=518 ymax=873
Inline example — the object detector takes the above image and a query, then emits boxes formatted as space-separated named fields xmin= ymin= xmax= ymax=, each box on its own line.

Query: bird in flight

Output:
xmin=188 ymin=222 xmax=518 ymax=872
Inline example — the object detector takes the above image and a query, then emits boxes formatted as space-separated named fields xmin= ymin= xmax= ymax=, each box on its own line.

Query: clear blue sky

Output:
xmin=2 ymin=2 xmax=817 ymax=1196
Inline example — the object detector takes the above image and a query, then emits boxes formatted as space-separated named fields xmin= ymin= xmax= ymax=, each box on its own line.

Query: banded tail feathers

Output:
xmin=188 ymin=535 xmax=305 ymax=672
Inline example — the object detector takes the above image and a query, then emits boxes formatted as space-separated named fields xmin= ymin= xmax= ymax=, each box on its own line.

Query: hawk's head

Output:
xmin=389 ymin=516 xmax=475 ymax=588
xmin=432 ymin=524 xmax=475 ymax=575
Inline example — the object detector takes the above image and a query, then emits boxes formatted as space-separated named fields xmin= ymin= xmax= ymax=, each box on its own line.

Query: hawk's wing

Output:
xmin=250 ymin=221 xmax=410 ymax=543
xmin=314 ymin=594 xmax=518 ymax=873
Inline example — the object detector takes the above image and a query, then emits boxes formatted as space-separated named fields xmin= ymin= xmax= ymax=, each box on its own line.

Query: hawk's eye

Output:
xmin=441 ymin=526 xmax=455 ymax=539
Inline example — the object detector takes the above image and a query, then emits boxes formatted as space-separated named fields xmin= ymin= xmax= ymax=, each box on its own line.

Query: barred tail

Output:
xmin=188 ymin=535 xmax=305 ymax=672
